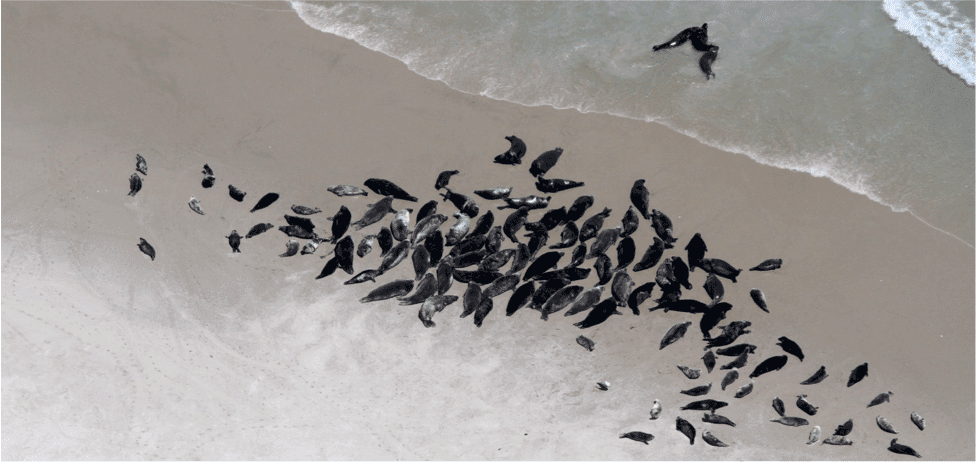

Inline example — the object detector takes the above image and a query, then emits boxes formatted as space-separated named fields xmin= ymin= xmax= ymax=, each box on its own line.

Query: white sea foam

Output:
xmin=882 ymin=0 xmax=975 ymax=86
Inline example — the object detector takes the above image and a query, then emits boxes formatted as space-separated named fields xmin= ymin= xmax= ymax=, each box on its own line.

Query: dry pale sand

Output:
xmin=2 ymin=2 xmax=973 ymax=460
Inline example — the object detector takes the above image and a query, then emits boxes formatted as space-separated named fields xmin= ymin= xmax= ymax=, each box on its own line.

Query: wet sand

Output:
xmin=2 ymin=2 xmax=973 ymax=460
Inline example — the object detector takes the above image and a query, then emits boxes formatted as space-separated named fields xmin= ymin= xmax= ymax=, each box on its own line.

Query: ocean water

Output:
xmin=292 ymin=1 xmax=975 ymax=247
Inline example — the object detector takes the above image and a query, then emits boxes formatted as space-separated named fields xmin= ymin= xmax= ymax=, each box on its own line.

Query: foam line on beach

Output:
xmin=882 ymin=0 xmax=976 ymax=86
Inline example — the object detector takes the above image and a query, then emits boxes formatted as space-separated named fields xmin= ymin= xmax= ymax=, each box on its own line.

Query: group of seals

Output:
xmin=653 ymin=23 xmax=720 ymax=80
xmin=129 ymin=134 xmax=926 ymax=456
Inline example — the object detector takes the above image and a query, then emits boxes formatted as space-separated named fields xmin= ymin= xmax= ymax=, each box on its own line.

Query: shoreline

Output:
xmin=2 ymin=2 xmax=973 ymax=460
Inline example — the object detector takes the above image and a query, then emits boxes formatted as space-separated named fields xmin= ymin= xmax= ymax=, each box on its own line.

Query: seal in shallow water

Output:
xmin=652 ymin=23 xmax=712 ymax=52
xmin=699 ymin=45 xmax=719 ymax=80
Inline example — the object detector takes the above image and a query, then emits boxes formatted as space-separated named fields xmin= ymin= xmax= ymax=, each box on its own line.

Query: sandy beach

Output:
xmin=2 ymin=2 xmax=973 ymax=460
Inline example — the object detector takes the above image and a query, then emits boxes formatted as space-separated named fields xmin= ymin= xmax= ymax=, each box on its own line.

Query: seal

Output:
xmin=630 ymin=179 xmax=652 ymax=220
xmin=699 ymin=258 xmax=742 ymax=283
xmin=561 ymin=196 xmax=592 ymax=224
xmin=225 ymin=184 xmax=245 ymax=202
xmin=353 ymin=197 xmax=395 ymax=231
xmin=280 ymin=239 xmax=299 ymax=257
xmin=594 ymin=253 xmax=614 ymax=285
xmin=699 ymin=302 xmax=732 ymax=339
xmin=416 ymin=200 xmax=438 ymax=223
xmin=506 ymin=281 xmax=536 ymax=316
xmin=610 ymin=270 xmax=635 ymax=307
xmin=807 ymin=426 xmax=821 ymax=445
xmin=702 ymin=430 xmax=728 ymax=448
xmin=540 ymin=285 xmax=583 ymax=320
xmin=652 ymin=23 xmax=711 ymax=52
xmin=633 ymin=237 xmax=666 ymax=272
xmin=649 ymin=399 xmax=662 ymax=420
xmin=391 ymin=208 xmax=414 ymax=242
xmin=576 ymin=335 xmax=595 ymax=352
xmin=705 ymin=321 xmax=752 ymax=349
xmin=770 ymin=417 xmax=809 ymax=427
xmin=776 ymin=336 xmax=804 ymax=361
xmin=535 ymin=176 xmax=584 ymax=193
xmin=699 ymin=45 xmax=719 ymax=80
xmin=800 ymin=366 xmax=828 ymax=385
xmin=910 ymin=412 xmax=925 ymax=431
xmin=250 ymin=192 xmax=280 ymax=213
xmin=565 ymin=285 xmax=604 ymax=317
xmin=681 ymin=399 xmax=728 ymax=412
xmin=579 ymin=207 xmax=612 ymax=242
xmin=685 ymin=233 xmax=707 ymax=272
xmin=315 ymin=257 xmax=339 ymax=280
xmin=291 ymin=204 xmax=322 ymax=215
xmin=888 ymin=439 xmax=921 ymax=458
xmin=412 ymin=245 xmax=431 ymax=281
xmin=469 ymin=211 xmax=495 ymax=237
xmin=418 ymin=294 xmax=458 ymax=328
xmin=750 ymin=258 xmax=782 ymax=271
xmin=671 ymin=256 xmax=692 ymax=290
xmin=867 ymin=391 xmax=893 ymax=408
xmin=445 ymin=212 xmax=471 ymax=246
xmin=528 ymin=277 xmax=570 ymax=311
xmin=720 ymin=351 xmax=749 ymax=370
xmin=720 ymin=368 xmax=738 ymax=391
xmin=357 ymin=235 xmax=376 ymax=258
xmin=621 ymin=206 xmax=640 ymax=238
xmin=499 ymin=195 xmax=550 ymax=211
xmin=285 ymin=214 xmax=316 ymax=232
xmin=650 ymin=209 xmax=678 ymax=248
xmin=473 ymin=187 xmax=513 ymax=200
xmin=750 ymin=289 xmax=769 ymax=313
xmin=796 ymin=395 xmax=818 ymax=415
xmin=483 ymin=272 xmax=521 ymax=299
xmin=675 ymin=416 xmax=696 ymax=445
xmin=345 ymin=269 xmax=380 ymax=285
xmin=772 ymin=397 xmax=786 ymax=417
xmin=440 ymin=188 xmax=480 ymax=217
xmin=847 ymin=362 xmax=868 ymax=387
xmin=550 ymin=222 xmax=579 ymax=249
xmin=677 ymin=365 xmax=702 ymax=380
xmin=493 ymin=135 xmax=527 ymax=165
xmin=435 ymin=258 xmax=455 ymax=295
xmin=587 ymin=227 xmax=621 ymax=260
xmin=435 ymin=170 xmax=459 ymax=190
xmin=412 ymin=213 xmax=448 ymax=245
xmin=364 ymin=178 xmax=418 ymax=202
xmin=821 ymin=435 xmax=852 ymax=445
xmin=523 ymin=251 xmax=563 ymax=281
xmin=715 ymin=343 xmax=757 ymax=357
xmin=568 ymin=243 xmax=586 ymax=268
xmin=201 ymin=164 xmax=215 ymax=188
xmin=398 ymin=273 xmax=438 ymax=306
xmin=279 ymin=225 xmax=317 ymax=240
xmin=626 ymin=281 xmax=655 ymax=315
xmin=502 ymin=206 xmax=530 ymax=243
xmin=480 ymin=249 xmax=515 ymax=273
xmin=334 ymin=238 xmax=357 ymax=273
xmin=245 ymin=223 xmax=275 ymax=239
xmin=702 ymin=413 xmax=736 ymax=427
xmin=596 ymin=381 xmax=610 ymax=391
xmin=377 ymin=240 xmax=410 ymax=274
xmin=749 ymin=355 xmax=788 ymax=379
xmin=460 ymin=282 xmax=483 ymax=318
xmin=188 ymin=196 xmax=205 ymax=215
xmin=681 ymin=382 xmax=712 ymax=397
xmin=573 ymin=298 xmax=623 ymax=329
xmin=876 ymin=416 xmax=898 ymax=434
xmin=226 ymin=230 xmax=242 ymax=253
xmin=135 ymin=153 xmax=148 ymax=175
xmin=328 ymin=185 xmax=369 ymax=197
xmin=660 ymin=321 xmax=692 ymax=350
xmin=482 ymin=227 xmax=503 ymax=254
xmin=620 ymin=431 xmax=654 ymax=445
xmin=128 ymin=173 xmax=142 ymax=197
xmin=529 ymin=147 xmax=563 ymax=178
xmin=702 ymin=350 xmax=716 ymax=374
xmin=473 ymin=295 xmax=495 ymax=327
xmin=833 ymin=419 xmax=853 ymax=436
xmin=137 ymin=238 xmax=156 ymax=261
xmin=360 ymin=279 xmax=415 ymax=303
